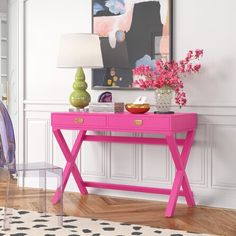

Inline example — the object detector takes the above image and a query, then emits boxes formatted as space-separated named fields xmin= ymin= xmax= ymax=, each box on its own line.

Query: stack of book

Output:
xmin=89 ymin=102 xmax=124 ymax=113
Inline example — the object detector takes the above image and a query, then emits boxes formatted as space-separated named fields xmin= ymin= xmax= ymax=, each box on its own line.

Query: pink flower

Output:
xmin=193 ymin=64 xmax=201 ymax=72
xmin=195 ymin=49 xmax=204 ymax=58
xmin=132 ymin=49 xmax=204 ymax=107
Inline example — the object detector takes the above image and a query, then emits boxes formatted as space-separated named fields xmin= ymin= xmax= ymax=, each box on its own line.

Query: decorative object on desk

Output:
xmin=92 ymin=0 xmax=173 ymax=90
xmin=133 ymin=96 xmax=148 ymax=104
xmin=89 ymin=102 xmax=124 ymax=113
xmin=133 ymin=49 xmax=204 ymax=112
xmin=114 ymin=102 xmax=124 ymax=113
xmin=155 ymin=85 xmax=173 ymax=113
xmin=125 ymin=103 xmax=150 ymax=114
xmin=98 ymin=91 xmax=112 ymax=102
xmin=57 ymin=33 xmax=103 ymax=109
xmin=125 ymin=96 xmax=150 ymax=114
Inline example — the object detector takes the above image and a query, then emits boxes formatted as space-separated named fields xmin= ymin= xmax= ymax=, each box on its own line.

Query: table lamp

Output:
xmin=57 ymin=33 xmax=103 ymax=109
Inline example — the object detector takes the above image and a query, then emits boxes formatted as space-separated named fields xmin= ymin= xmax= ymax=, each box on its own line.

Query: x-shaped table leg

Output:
xmin=52 ymin=129 xmax=88 ymax=204
xmin=165 ymin=130 xmax=196 ymax=217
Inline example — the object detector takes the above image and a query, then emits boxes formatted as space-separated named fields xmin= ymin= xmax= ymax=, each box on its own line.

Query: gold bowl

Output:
xmin=125 ymin=103 xmax=150 ymax=114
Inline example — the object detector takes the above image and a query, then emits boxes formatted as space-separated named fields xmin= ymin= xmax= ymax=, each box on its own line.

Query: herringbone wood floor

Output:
xmin=1 ymin=180 xmax=236 ymax=235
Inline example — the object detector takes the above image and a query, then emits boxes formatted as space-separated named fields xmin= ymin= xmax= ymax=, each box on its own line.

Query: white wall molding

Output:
xmin=186 ymin=124 xmax=208 ymax=188
xmin=22 ymin=102 xmax=236 ymax=209
xmin=211 ymin=124 xmax=236 ymax=191
xmin=81 ymin=131 xmax=107 ymax=178
xmin=23 ymin=102 xmax=236 ymax=207
xmin=25 ymin=117 xmax=50 ymax=164
xmin=23 ymin=100 xmax=236 ymax=117
xmin=23 ymin=99 xmax=236 ymax=109
xmin=23 ymin=99 xmax=236 ymax=108
xmin=141 ymin=133 xmax=172 ymax=185
xmin=110 ymin=132 xmax=138 ymax=181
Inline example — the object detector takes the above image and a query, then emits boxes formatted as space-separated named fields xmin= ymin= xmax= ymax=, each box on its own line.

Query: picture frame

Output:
xmin=92 ymin=0 xmax=173 ymax=90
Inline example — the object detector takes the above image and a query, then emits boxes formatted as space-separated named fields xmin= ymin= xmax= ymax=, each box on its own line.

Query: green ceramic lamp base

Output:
xmin=69 ymin=67 xmax=91 ymax=109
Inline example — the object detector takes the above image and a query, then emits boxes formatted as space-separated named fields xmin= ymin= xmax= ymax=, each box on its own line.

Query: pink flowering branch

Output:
xmin=132 ymin=49 xmax=204 ymax=107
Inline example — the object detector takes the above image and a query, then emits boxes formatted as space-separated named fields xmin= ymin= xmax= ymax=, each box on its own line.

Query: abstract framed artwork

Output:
xmin=92 ymin=0 xmax=173 ymax=90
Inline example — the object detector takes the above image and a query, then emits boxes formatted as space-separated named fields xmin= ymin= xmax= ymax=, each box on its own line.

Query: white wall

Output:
xmin=9 ymin=0 xmax=236 ymax=209
xmin=174 ymin=0 xmax=236 ymax=107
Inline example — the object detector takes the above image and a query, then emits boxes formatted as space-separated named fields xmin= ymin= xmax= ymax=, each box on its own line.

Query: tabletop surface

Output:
xmin=51 ymin=112 xmax=196 ymax=117
xmin=51 ymin=112 xmax=197 ymax=134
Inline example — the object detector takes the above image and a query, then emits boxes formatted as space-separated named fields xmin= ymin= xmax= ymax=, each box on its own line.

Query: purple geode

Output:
xmin=98 ymin=92 xmax=112 ymax=103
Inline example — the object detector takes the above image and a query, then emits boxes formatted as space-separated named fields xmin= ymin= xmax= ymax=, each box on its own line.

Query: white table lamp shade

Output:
xmin=57 ymin=33 xmax=103 ymax=68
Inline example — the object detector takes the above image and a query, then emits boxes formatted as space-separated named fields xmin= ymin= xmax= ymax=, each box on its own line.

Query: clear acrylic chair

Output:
xmin=0 ymin=99 xmax=16 ymax=230
xmin=1 ymin=163 xmax=63 ymax=230
xmin=0 ymin=101 xmax=63 ymax=230
xmin=17 ymin=162 xmax=63 ymax=223
xmin=0 ymin=166 xmax=14 ymax=230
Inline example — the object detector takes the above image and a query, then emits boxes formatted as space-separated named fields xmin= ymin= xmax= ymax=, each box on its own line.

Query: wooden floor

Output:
xmin=1 ymin=180 xmax=236 ymax=236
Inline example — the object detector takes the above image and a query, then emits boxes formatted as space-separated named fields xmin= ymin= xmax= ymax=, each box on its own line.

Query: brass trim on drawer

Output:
xmin=134 ymin=119 xmax=143 ymax=126
xmin=74 ymin=117 xmax=84 ymax=124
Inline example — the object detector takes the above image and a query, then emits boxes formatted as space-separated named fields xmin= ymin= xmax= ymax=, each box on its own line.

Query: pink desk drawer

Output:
xmin=52 ymin=114 xmax=106 ymax=129
xmin=107 ymin=115 xmax=169 ymax=131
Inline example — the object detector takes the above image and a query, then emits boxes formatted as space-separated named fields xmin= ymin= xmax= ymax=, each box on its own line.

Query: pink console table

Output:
xmin=51 ymin=112 xmax=197 ymax=217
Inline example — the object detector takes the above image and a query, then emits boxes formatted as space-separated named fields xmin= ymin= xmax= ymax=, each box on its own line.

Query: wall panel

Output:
xmin=25 ymin=117 xmax=49 ymax=163
xmin=110 ymin=133 xmax=138 ymax=181
xmin=81 ymin=131 xmax=107 ymax=178
xmin=142 ymin=134 xmax=171 ymax=185
xmin=186 ymin=124 xmax=207 ymax=187
xmin=212 ymin=125 xmax=236 ymax=190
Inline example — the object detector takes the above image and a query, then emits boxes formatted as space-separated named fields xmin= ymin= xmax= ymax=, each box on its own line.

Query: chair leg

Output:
xmin=39 ymin=168 xmax=63 ymax=226
xmin=3 ymin=169 xmax=14 ymax=230
xmin=39 ymin=170 xmax=47 ymax=215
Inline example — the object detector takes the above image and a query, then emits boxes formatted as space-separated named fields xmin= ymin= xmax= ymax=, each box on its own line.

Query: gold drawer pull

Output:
xmin=74 ymin=117 xmax=84 ymax=124
xmin=134 ymin=120 xmax=143 ymax=126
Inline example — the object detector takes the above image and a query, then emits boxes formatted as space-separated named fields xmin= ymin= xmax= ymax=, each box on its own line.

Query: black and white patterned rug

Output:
xmin=0 ymin=207 xmax=215 ymax=236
